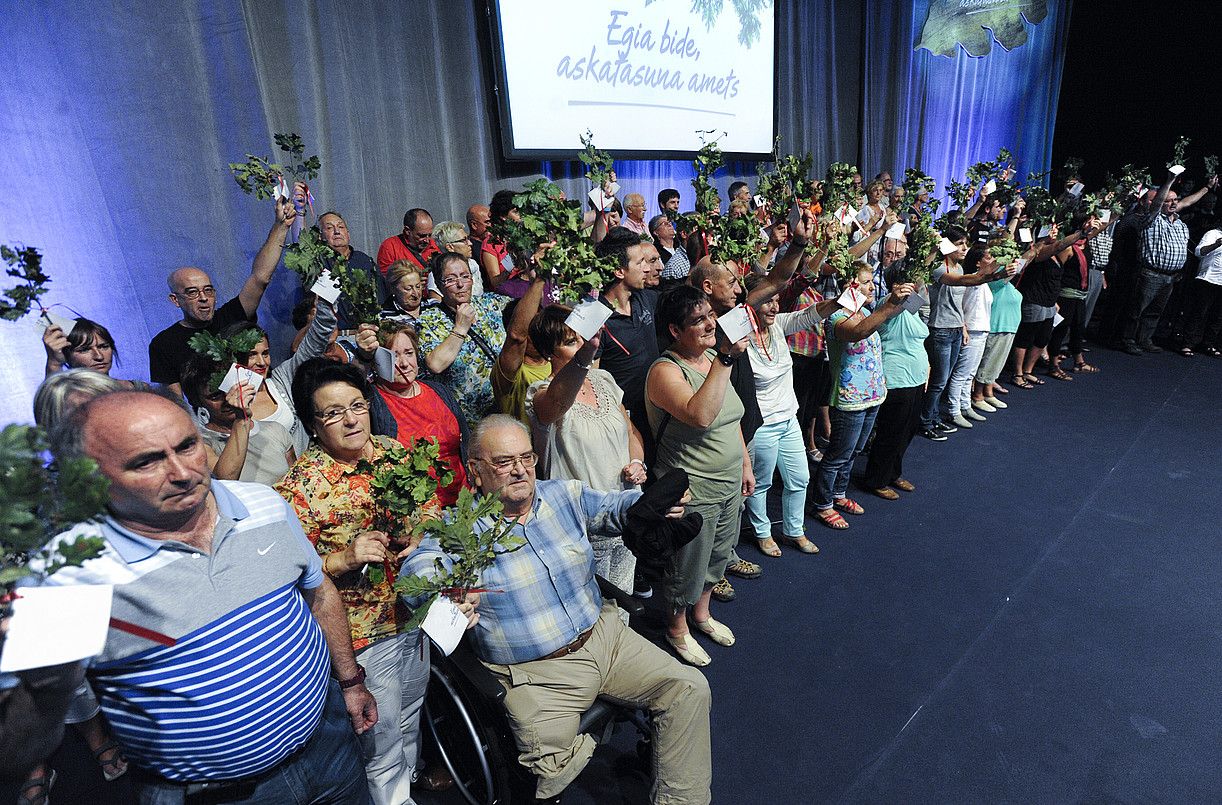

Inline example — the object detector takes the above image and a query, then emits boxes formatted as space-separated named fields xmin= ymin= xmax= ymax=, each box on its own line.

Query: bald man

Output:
xmin=43 ymin=390 xmax=376 ymax=801
xmin=148 ymin=196 xmax=296 ymax=396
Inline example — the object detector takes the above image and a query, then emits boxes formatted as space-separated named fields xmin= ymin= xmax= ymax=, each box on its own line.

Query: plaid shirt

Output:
xmin=1139 ymin=212 xmax=1190 ymax=273
xmin=401 ymin=480 xmax=641 ymax=665
xmin=1086 ymin=222 xmax=1115 ymax=270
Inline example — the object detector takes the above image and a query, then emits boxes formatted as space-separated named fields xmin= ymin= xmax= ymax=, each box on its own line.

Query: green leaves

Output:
xmin=357 ymin=439 xmax=455 ymax=542
xmin=822 ymin=162 xmax=860 ymax=214
xmin=755 ymin=136 xmax=813 ymax=214
xmin=1169 ymin=135 xmax=1190 ymax=169
xmin=188 ymin=328 xmax=264 ymax=390
xmin=578 ymin=130 xmax=614 ymax=190
xmin=283 ymin=226 xmax=334 ymax=290
xmin=987 ymin=237 xmax=1022 ymax=268
xmin=1062 ymin=156 xmax=1085 ymax=180
xmin=690 ymin=129 xmax=726 ymax=219
xmin=0 ymin=244 xmax=50 ymax=322
xmin=331 ymin=250 xmax=381 ymax=325
xmin=229 ymin=132 xmax=320 ymax=200
xmin=0 ymin=424 xmax=108 ymax=588
xmin=707 ymin=212 xmax=763 ymax=269
xmin=1204 ymin=155 xmax=1219 ymax=179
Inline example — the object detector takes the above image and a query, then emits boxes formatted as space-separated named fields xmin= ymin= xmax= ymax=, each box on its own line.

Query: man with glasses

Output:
xmin=319 ymin=210 xmax=388 ymax=331
xmin=148 ymin=193 xmax=297 ymax=397
xmin=401 ymin=414 xmax=711 ymax=805
xmin=376 ymin=208 xmax=440 ymax=276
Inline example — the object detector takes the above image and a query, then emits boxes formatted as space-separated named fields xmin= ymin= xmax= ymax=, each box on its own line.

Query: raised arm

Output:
xmin=238 ymin=189 xmax=298 ymax=318
xmin=644 ymin=340 xmax=745 ymax=429
xmin=494 ymin=274 xmax=546 ymax=383
xmin=831 ymin=283 xmax=915 ymax=342
xmin=424 ymin=304 xmax=476 ymax=375
xmin=744 ymin=208 xmax=813 ymax=308
xmin=1177 ymin=175 xmax=1219 ymax=212
xmin=531 ymin=335 xmax=599 ymax=426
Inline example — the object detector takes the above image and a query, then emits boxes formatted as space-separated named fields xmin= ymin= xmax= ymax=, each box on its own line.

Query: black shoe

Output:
xmin=632 ymin=573 xmax=653 ymax=599
xmin=1142 ymin=343 xmax=1164 ymax=353
xmin=1123 ymin=343 xmax=1143 ymax=355
xmin=921 ymin=428 xmax=948 ymax=441
xmin=935 ymin=421 xmax=958 ymax=434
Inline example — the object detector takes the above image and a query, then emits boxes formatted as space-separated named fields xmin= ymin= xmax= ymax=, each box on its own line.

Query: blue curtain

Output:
xmin=861 ymin=0 xmax=1072 ymax=200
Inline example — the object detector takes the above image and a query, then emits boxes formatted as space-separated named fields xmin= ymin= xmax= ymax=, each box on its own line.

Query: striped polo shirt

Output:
xmin=40 ymin=481 xmax=330 ymax=782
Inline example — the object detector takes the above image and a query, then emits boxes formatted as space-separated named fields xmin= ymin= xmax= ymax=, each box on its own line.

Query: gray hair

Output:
xmin=33 ymin=369 xmax=123 ymax=428
xmin=47 ymin=387 xmax=190 ymax=464
xmin=433 ymin=221 xmax=469 ymax=249
xmin=470 ymin=414 xmax=530 ymax=458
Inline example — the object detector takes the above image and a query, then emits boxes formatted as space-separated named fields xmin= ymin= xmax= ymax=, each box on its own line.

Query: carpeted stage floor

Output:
xmin=17 ymin=348 xmax=1222 ymax=804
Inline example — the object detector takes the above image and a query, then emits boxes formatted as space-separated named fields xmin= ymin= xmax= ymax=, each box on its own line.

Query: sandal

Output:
xmin=689 ymin=615 xmax=736 ymax=646
xmin=666 ymin=633 xmax=711 ymax=666
xmin=1179 ymin=346 xmax=1195 ymax=357
xmin=757 ymin=537 xmax=782 ymax=558
xmin=1073 ymin=362 xmax=1100 ymax=373
xmin=1010 ymin=374 xmax=1034 ymax=389
xmin=833 ymin=497 xmax=865 ymax=515
xmin=1047 ymin=368 xmax=1073 ymax=381
xmin=993 ymin=383 xmax=1010 ymax=394
xmin=1023 ymin=373 xmax=1045 ymax=385
xmin=93 ymin=739 xmax=128 ymax=782
xmin=815 ymin=508 xmax=849 ymax=529
xmin=778 ymin=534 xmax=819 ymax=553
xmin=18 ymin=768 xmax=56 ymax=805
xmin=1204 ymin=346 xmax=1222 ymax=357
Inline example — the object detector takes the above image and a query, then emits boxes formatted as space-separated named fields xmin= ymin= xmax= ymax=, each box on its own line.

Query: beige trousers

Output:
xmin=483 ymin=602 xmax=712 ymax=803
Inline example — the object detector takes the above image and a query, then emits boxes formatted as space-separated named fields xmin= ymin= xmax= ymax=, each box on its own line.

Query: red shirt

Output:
xmin=377 ymin=384 xmax=467 ymax=506
xmin=376 ymin=234 xmax=441 ymax=275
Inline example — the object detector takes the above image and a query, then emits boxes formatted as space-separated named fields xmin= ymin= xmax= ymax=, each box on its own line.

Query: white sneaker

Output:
xmin=972 ymin=399 xmax=997 ymax=413
xmin=951 ymin=414 xmax=974 ymax=429
xmin=984 ymin=396 xmax=1008 ymax=409
xmin=963 ymin=407 xmax=987 ymax=422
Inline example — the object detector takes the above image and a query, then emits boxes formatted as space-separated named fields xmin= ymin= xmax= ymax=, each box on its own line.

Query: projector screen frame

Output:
xmin=484 ymin=0 xmax=779 ymax=162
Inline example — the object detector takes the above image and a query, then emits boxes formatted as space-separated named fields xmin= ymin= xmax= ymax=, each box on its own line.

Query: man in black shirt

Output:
xmin=148 ymin=194 xmax=296 ymax=396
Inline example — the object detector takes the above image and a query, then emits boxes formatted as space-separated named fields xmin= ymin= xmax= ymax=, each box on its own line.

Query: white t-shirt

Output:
xmin=747 ymin=305 xmax=825 ymax=425
xmin=962 ymin=283 xmax=994 ymax=332
xmin=1195 ymin=229 xmax=1222 ymax=285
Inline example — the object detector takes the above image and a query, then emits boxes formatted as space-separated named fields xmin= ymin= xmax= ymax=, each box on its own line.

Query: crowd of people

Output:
xmin=14 ymin=155 xmax=1221 ymax=805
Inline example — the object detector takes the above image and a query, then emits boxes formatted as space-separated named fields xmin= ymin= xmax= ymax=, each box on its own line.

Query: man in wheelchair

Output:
xmin=401 ymin=414 xmax=712 ymax=804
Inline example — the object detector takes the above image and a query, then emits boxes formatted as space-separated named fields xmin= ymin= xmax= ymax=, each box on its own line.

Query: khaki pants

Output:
xmin=483 ymin=603 xmax=712 ymax=803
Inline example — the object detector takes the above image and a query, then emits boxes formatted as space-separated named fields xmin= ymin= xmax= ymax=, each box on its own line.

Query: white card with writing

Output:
xmin=836 ymin=286 xmax=869 ymax=315
xmin=311 ymin=270 xmax=341 ymax=304
xmin=0 ymin=585 xmax=113 ymax=672
xmin=716 ymin=304 xmax=754 ymax=344
xmin=564 ymin=299 xmax=614 ymax=341
xmin=1037 ymin=224 xmax=1053 ymax=239
xmin=983 ymin=179 xmax=997 ymax=195
xmin=1098 ymin=209 xmax=1111 ymax=223
xmin=901 ymin=290 xmax=927 ymax=313
xmin=835 ymin=204 xmax=858 ymax=225
xmin=421 ymin=596 xmax=468 ymax=656
xmin=1017 ymin=227 xmax=1033 ymax=243
xmin=938 ymin=237 xmax=958 ymax=256
xmin=217 ymin=363 xmax=265 ymax=394
xmin=40 ymin=308 xmax=77 ymax=334
xmin=885 ymin=222 xmax=907 ymax=240
xmin=1068 ymin=182 xmax=1085 ymax=197
xmin=1168 ymin=164 xmax=1185 ymax=176
xmin=753 ymin=194 xmax=767 ymax=209
xmin=373 ymin=347 xmax=397 ymax=383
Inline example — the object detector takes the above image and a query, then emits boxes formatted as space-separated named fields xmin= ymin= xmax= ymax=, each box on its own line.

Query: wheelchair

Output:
xmin=422 ymin=577 xmax=653 ymax=804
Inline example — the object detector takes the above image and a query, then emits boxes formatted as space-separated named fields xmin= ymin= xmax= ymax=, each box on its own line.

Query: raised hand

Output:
xmin=453 ymin=303 xmax=477 ymax=333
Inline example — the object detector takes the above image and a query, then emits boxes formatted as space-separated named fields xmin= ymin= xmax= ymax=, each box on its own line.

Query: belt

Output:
xmin=536 ymin=626 xmax=595 ymax=661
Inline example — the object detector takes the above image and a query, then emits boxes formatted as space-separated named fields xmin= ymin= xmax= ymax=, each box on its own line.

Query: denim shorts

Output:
xmin=1020 ymin=302 xmax=1055 ymax=323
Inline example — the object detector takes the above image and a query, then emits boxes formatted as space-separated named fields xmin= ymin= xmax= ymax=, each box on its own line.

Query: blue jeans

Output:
xmin=745 ymin=416 xmax=810 ymax=539
xmin=922 ymin=327 xmax=962 ymax=427
xmin=133 ymin=682 xmax=372 ymax=805
xmin=812 ymin=405 xmax=880 ymax=510
xmin=1123 ymin=268 xmax=1176 ymax=346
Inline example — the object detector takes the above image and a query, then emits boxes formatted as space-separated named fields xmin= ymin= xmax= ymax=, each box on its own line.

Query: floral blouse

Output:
xmin=276 ymin=435 xmax=407 ymax=651
xmin=825 ymin=309 xmax=887 ymax=411
xmin=416 ymin=294 xmax=508 ymax=427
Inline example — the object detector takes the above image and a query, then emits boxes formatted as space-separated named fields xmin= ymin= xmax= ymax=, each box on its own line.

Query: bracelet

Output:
xmin=573 ymin=358 xmax=591 ymax=371
xmin=450 ymin=330 xmax=469 ymax=341
xmin=629 ymin=458 xmax=647 ymax=470
xmin=337 ymin=665 xmax=366 ymax=689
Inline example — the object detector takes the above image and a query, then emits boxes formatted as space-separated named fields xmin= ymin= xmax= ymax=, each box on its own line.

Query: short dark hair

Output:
xmin=655 ymin=285 xmax=709 ymax=342
xmin=595 ymin=227 xmax=645 ymax=269
xmin=318 ymin=210 xmax=345 ymax=225
xmin=963 ymin=243 xmax=989 ymax=274
xmin=490 ymin=190 xmax=518 ymax=221
xmin=403 ymin=208 xmax=432 ymax=231
xmin=291 ymin=297 xmax=316 ymax=331
xmin=291 ymin=358 xmax=373 ymax=437
xmin=528 ymin=304 xmax=576 ymax=358
xmin=429 ymin=251 xmax=470 ymax=289
xmin=658 ymin=188 xmax=680 ymax=209
xmin=728 ymin=181 xmax=748 ymax=199
xmin=942 ymin=224 xmax=969 ymax=244
xmin=180 ymin=351 xmax=224 ymax=409
xmin=63 ymin=318 xmax=119 ymax=366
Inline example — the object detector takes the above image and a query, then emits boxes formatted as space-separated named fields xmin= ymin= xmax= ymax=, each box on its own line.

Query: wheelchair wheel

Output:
xmin=424 ymin=662 xmax=529 ymax=804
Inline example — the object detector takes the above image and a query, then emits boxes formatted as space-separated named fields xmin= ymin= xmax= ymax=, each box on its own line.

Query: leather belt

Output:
xmin=536 ymin=626 xmax=595 ymax=661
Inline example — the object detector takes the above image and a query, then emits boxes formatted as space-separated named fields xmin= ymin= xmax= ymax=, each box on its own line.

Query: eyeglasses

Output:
xmin=441 ymin=236 xmax=472 ymax=246
xmin=442 ymin=273 xmax=473 ymax=287
xmin=174 ymin=286 xmax=216 ymax=300
xmin=476 ymin=451 xmax=537 ymax=474
xmin=314 ymin=400 xmax=370 ymax=425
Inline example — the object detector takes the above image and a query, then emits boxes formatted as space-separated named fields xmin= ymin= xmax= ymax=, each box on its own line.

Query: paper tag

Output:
xmin=1133 ymin=184 xmax=1144 ymax=197
xmin=564 ymin=299 xmax=614 ymax=341
xmin=1169 ymin=164 xmax=1185 ymax=176
xmin=1052 ymin=312 xmax=1065 ymax=328
xmin=373 ymin=347 xmax=396 ymax=383
xmin=983 ymin=179 xmax=997 ymax=195
xmin=753 ymin=194 xmax=767 ymax=209
xmin=500 ymin=253 xmax=515 ymax=272
xmin=835 ymin=204 xmax=858 ymax=225
xmin=1010 ymin=258 xmax=1028 ymax=275
xmin=217 ymin=363 xmax=265 ymax=394
xmin=716 ymin=305 xmax=754 ymax=344
xmin=588 ymin=188 xmax=610 ymax=211
xmin=421 ymin=596 xmax=468 ymax=656
xmin=885 ymin=222 xmax=907 ymax=240
xmin=0 ymin=585 xmax=113 ymax=672
xmin=938 ymin=237 xmax=958 ymax=256
xmin=311 ymin=270 xmax=341 ymax=304
xmin=836 ymin=286 xmax=868 ymax=315
xmin=1098 ymin=209 xmax=1111 ymax=223
xmin=1037 ymin=225 xmax=1053 ymax=239
xmin=1017 ymin=227 xmax=1033 ymax=243
xmin=1068 ymin=182 xmax=1085 ymax=197
xmin=273 ymin=176 xmax=290 ymax=201
xmin=901 ymin=291 xmax=927 ymax=313
xmin=40 ymin=308 xmax=78 ymax=334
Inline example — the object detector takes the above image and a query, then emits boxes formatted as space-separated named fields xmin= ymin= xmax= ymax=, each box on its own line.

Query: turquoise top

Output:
xmin=988 ymin=279 xmax=1023 ymax=334
xmin=878 ymin=310 xmax=929 ymax=389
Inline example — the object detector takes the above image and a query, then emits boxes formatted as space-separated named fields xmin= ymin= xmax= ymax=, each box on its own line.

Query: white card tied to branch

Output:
xmin=421 ymin=596 xmax=468 ymax=656
xmin=218 ymin=363 xmax=265 ymax=394
xmin=715 ymin=304 xmax=754 ymax=344
xmin=1018 ymin=227 xmax=1033 ymax=243
xmin=938 ymin=237 xmax=959 ymax=256
xmin=901 ymin=289 xmax=927 ymax=314
xmin=311 ymin=270 xmax=341 ymax=305
xmin=1168 ymin=165 xmax=1186 ymax=176
xmin=983 ymin=179 xmax=997 ymax=195
xmin=837 ymin=286 xmax=869 ymax=315
xmin=835 ymin=205 xmax=858 ymax=226
xmin=885 ymin=222 xmax=907 ymax=240
xmin=1068 ymin=182 xmax=1085 ymax=197
xmin=564 ymin=299 xmax=614 ymax=341
xmin=39 ymin=308 xmax=78 ymax=334
xmin=0 ymin=585 xmax=114 ymax=673
xmin=373 ymin=347 xmax=397 ymax=383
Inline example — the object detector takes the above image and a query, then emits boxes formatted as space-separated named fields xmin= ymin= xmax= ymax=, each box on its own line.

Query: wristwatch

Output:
xmin=338 ymin=665 xmax=367 ymax=689
xmin=716 ymin=352 xmax=735 ymax=367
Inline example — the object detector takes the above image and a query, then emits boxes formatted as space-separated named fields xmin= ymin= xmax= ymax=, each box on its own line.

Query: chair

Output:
xmin=422 ymin=577 xmax=651 ymax=804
